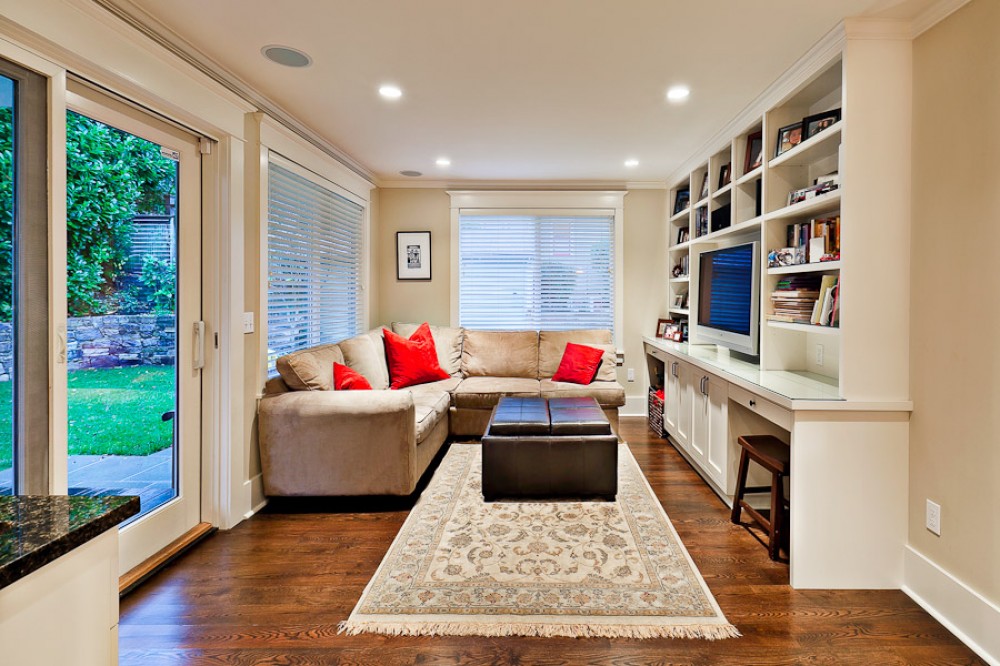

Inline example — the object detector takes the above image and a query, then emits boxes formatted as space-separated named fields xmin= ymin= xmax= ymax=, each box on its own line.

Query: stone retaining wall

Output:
xmin=0 ymin=314 xmax=176 ymax=379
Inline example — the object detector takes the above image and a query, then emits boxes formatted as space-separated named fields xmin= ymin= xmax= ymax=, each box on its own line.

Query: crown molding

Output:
xmin=379 ymin=179 xmax=663 ymax=191
xmin=665 ymin=22 xmax=846 ymax=186
xmin=89 ymin=0 xmax=376 ymax=183
xmin=911 ymin=0 xmax=972 ymax=37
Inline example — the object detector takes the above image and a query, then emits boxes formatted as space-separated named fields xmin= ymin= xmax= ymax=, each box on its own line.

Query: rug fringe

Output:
xmin=338 ymin=619 xmax=741 ymax=640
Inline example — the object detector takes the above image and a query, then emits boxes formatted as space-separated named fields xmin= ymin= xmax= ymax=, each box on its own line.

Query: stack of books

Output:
xmin=768 ymin=276 xmax=821 ymax=324
xmin=786 ymin=216 xmax=841 ymax=263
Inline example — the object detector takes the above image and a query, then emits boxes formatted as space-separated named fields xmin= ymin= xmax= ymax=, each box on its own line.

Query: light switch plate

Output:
xmin=926 ymin=499 xmax=941 ymax=536
xmin=243 ymin=312 xmax=254 ymax=334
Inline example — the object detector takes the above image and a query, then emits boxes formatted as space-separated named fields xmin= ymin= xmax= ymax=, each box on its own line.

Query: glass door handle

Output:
xmin=56 ymin=324 xmax=67 ymax=364
xmin=193 ymin=321 xmax=205 ymax=370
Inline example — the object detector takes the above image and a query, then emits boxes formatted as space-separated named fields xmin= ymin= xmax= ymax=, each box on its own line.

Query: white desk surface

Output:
xmin=642 ymin=336 xmax=912 ymax=412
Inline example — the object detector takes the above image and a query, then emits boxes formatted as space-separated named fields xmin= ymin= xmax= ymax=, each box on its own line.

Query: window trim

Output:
xmin=448 ymin=190 xmax=626 ymax=347
xmin=258 ymin=116 xmax=373 ymax=388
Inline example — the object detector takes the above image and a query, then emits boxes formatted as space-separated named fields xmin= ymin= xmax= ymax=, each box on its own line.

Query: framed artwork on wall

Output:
xmin=396 ymin=231 xmax=432 ymax=280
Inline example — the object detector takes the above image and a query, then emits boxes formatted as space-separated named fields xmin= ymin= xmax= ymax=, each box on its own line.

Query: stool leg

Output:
xmin=731 ymin=448 xmax=750 ymax=525
xmin=768 ymin=471 xmax=780 ymax=561
xmin=776 ymin=473 xmax=788 ymax=559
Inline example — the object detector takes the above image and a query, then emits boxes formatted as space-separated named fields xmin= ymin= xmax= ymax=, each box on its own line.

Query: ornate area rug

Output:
xmin=340 ymin=443 xmax=739 ymax=640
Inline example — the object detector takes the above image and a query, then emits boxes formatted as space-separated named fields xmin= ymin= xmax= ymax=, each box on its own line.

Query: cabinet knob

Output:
xmin=749 ymin=399 xmax=756 ymax=408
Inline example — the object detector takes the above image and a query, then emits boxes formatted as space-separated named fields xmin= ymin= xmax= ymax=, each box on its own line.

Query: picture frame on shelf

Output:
xmin=656 ymin=318 xmax=672 ymax=339
xmin=699 ymin=172 xmax=709 ymax=200
xmin=775 ymin=121 xmax=803 ymax=157
xmin=396 ymin=231 xmax=432 ymax=281
xmin=673 ymin=294 xmax=685 ymax=308
xmin=803 ymin=108 xmax=842 ymax=139
xmin=718 ymin=163 xmax=731 ymax=189
xmin=744 ymin=130 xmax=763 ymax=173
xmin=673 ymin=187 xmax=690 ymax=215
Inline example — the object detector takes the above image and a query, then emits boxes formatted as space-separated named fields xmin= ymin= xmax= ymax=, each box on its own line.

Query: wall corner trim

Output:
xmin=902 ymin=546 xmax=1000 ymax=666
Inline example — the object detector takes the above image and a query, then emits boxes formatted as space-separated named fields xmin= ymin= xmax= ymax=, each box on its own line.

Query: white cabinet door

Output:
xmin=689 ymin=372 xmax=709 ymax=464
xmin=704 ymin=374 xmax=730 ymax=490
xmin=664 ymin=360 xmax=680 ymax=434
xmin=675 ymin=361 xmax=694 ymax=452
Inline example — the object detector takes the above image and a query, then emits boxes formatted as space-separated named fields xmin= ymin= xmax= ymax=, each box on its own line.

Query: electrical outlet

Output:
xmin=815 ymin=343 xmax=825 ymax=366
xmin=627 ymin=367 xmax=635 ymax=382
xmin=926 ymin=499 xmax=941 ymax=536
xmin=243 ymin=312 xmax=255 ymax=334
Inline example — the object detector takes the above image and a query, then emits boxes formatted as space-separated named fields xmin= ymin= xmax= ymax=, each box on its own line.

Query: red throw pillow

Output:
xmin=382 ymin=322 xmax=450 ymax=389
xmin=552 ymin=342 xmax=605 ymax=384
xmin=333 ymin=362 xmax=372 ymax=390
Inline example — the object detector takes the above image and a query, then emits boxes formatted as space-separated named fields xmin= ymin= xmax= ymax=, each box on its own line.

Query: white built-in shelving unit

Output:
xmin=664 ymin=27 xmax=911 ymax=402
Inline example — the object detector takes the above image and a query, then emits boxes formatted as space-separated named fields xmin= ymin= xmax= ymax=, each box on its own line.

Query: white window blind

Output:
xmin=267 ymin=159 xmax=364 ymax=373
xmin=458 ymin=212 xmax=614 ymax=331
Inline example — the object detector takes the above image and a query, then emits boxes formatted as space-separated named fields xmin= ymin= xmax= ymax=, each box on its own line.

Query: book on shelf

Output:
xmin=773 ymin=216 xmax=841 ymax=265
xmin=810 ymin=275 xmax=840 ymax=326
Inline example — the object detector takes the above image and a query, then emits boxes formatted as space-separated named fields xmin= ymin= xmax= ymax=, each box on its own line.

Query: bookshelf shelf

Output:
xmin=765 ymin=190 xmax=841 ymax=221
xmin=670 ymin=208 xmax=690 ymax=223
xmin=769 ymin=121 xmax=844 ymax=168
xmin=669 ymin=308 xmax=690 ymax=316
xmin=669 ymin=276 xmax=690 ymax=284
xmin=768 ymin=260 xmax=842 ymax=275
xmin=766 ymin=321 xmax=841 ymax=335
xmin=713 ymin=183 xmax=733 ymax=198
xmin=671 ymin=240 xmax=692 ymax=251
xmin=735 ymin=166 xmax=763 ymax=186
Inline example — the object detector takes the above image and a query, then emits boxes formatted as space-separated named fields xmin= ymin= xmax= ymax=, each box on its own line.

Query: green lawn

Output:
xmin=0 ymin=365 xmax=175 ymax=472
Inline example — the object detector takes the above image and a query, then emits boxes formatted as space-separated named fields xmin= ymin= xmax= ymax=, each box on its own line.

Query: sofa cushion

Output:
xmin=404 ymin=377 xmax=462 ymax=398
xmin=338 ymin=329 xmax=390 ymax=390
xmin=552 ymin=342 xmax=605 ymax=384
xmin=392 ymin=322 xmax=464 ymax=377
xmin=461 ymin=330 xmax=539 ymax=378
xmin=539 ymin=379 xmax=626 ymax=407
xmin=452 ymin=377 xmax=541 ymax=409
xmin=334 ymin=362 xmax=372 ymax=390
xmin=383 ymin=324 xmax=450 ymax=389
xmin=538 ymin=330 xmax=616 ymax=382
xmin=412 ymin=390 xmax=450 ymax=443
xmin=275 ymin=343 xmax=344 ymax=391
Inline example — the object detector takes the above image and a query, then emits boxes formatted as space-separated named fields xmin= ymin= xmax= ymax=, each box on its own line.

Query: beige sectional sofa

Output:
xmin=257 ymin=325 xmax=625 ymax=497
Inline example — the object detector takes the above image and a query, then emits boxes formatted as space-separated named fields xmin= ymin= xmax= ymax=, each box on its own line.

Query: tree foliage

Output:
xmin=0 ymin=108 xmax=176 ymax=321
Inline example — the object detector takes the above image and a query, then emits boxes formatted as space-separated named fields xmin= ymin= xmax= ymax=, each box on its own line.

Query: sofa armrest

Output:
xmin=258 ymin=390 xmax=417 ymax=496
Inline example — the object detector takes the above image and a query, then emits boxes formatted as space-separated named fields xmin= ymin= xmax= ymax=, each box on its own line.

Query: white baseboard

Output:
xmin=622 ymin=394 xmax=647 ymax=417
xmin=243 ymin=474 xmax=268 ymax=521
xmin=902 ymin=546 xmax=1000 ymax=666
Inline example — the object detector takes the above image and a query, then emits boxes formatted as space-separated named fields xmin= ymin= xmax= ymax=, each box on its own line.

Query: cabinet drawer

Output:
xmin=728 ymin=384 xmax=793 ymax=431
xmin=644 ymin=343 xmax=672 ymax=364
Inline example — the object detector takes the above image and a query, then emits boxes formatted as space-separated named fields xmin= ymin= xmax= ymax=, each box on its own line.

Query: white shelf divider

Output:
xmin=768 ymin=260 xmax=842 ymax=275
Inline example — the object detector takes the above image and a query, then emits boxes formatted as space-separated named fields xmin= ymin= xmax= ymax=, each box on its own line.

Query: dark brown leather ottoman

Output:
xmin=481 ymin=397 xmax=618 ymax=501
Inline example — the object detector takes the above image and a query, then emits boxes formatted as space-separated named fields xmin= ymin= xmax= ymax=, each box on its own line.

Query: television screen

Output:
xmin=698 ymin=243 xmax=754 ymax=336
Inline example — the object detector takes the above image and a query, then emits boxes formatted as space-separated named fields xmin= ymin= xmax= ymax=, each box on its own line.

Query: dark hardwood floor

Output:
xmin=119 ymin=418 xmax=984 ymax=665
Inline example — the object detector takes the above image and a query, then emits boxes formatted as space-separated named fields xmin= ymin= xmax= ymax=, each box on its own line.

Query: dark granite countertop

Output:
xmin=0 ymin=495 xmax=140 ymax=589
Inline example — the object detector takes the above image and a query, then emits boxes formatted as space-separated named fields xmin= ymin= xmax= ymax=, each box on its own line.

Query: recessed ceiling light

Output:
xmin=399 ymin=170 xmax=422 ymax=177
xmin=667 ymin=85 xmax=690 ymax=103
xmin=379 ymin=84 xmax=403 ymax=100
xmin=261 ymin=45 xmax=312 ymax=68
xmin=436 ymin=157 xmax=451 ymax=167
xmin=624 ymin=158 xmax=639 ymax=168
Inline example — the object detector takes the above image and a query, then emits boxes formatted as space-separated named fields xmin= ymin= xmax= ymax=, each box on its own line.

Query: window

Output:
xmin=458 ymin=212 xmax=615 ymax=332
xmin=267 ymin=156 xmax=364 ymax=373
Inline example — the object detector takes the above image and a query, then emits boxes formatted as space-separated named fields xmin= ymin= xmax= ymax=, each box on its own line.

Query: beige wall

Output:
xmin=375 ymin=187 xmax=666 ymax=409
xmin=910 ymin=0 xmax=1000 ymax=602
xmin=375 ymin=189 xmax=452 ymax=327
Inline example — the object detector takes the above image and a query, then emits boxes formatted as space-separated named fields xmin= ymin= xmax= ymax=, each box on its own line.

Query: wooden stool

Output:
xmin=730 ymin=434 xmax=791 ymax=561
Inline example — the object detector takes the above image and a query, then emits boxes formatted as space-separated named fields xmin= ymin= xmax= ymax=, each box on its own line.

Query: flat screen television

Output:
xmin=697 ymin=241 xmax=760 ymax=356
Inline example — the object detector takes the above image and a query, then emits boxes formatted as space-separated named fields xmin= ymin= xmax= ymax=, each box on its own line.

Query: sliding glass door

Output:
xmin=65 ymin=82 xmax=202 ymax=573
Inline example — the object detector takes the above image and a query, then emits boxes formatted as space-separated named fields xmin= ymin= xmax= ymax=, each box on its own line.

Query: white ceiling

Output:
xmin=118 ymin=0 xmax=939 ymax=184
